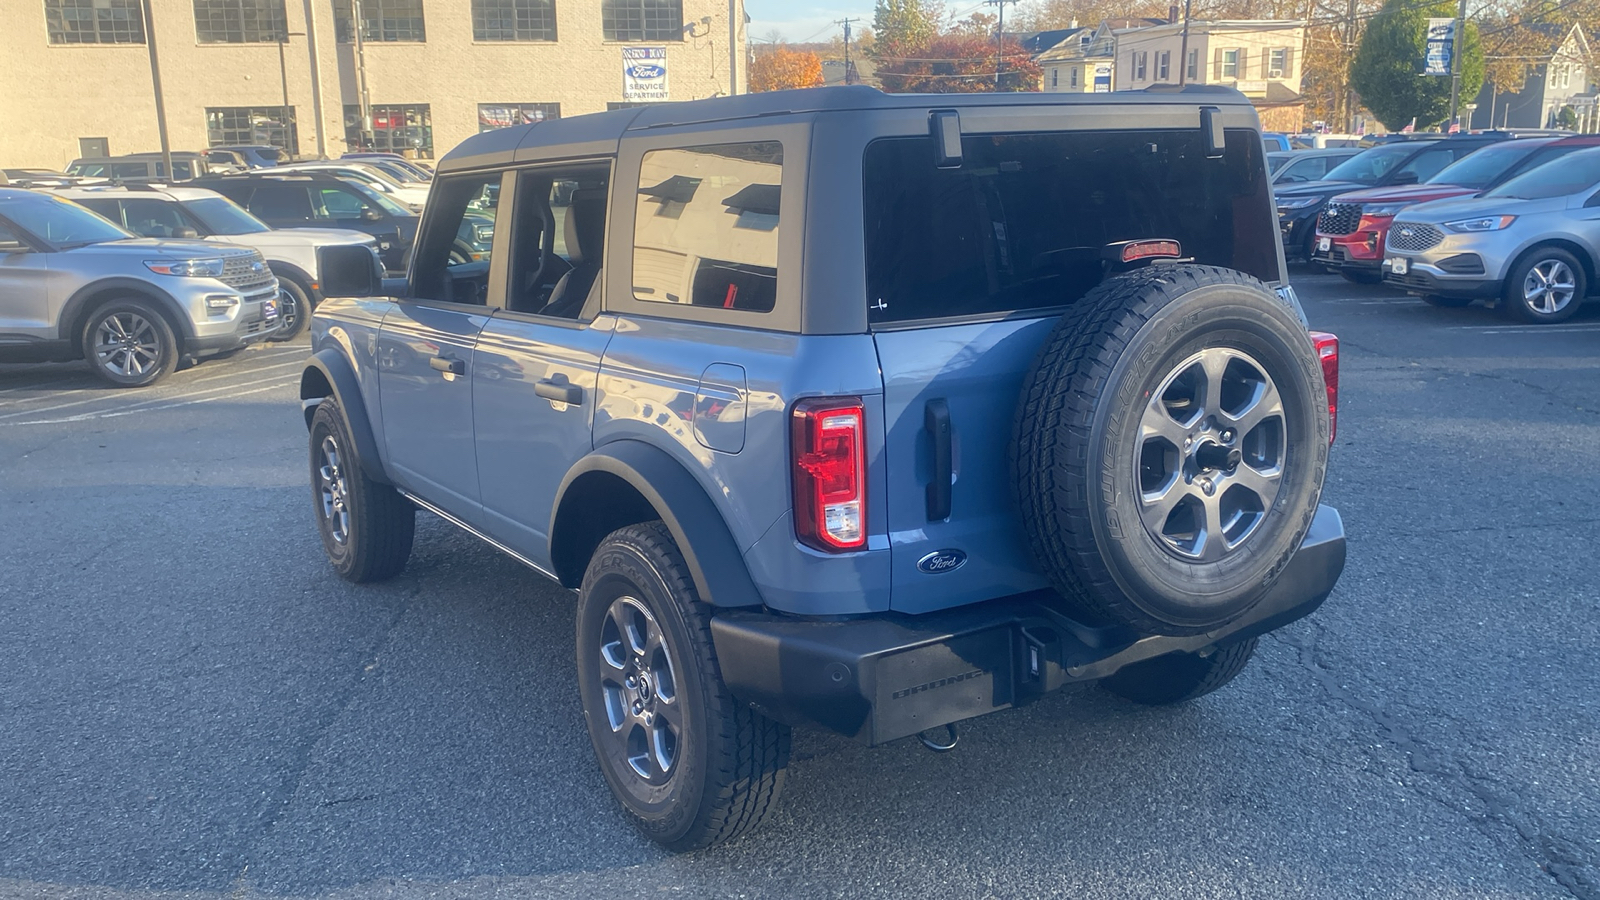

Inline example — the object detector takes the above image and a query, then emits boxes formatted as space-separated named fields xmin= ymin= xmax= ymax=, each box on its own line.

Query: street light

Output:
xmin=278 ymin=30 xmax=306 ymax=156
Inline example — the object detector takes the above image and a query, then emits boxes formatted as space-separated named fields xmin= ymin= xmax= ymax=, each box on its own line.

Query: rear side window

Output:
xmin=863 ymin=128 xmax=1275 ymax=324
xmin=632 ymin=141 xmax=782 ymax=313
xmin=247 ymin=185 xmax=312 ymax=220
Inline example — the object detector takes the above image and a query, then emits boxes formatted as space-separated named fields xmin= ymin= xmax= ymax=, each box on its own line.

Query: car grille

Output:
xmin=221 ymin=251 xmax=275 ymax=295
xmin=1386 ymin=271 xmax=1433 ymax=290
xmin=1318 ymin=202 xmax=1362 ymax=235
xmin=1386 ymin=223 xmax=1445 ymax=253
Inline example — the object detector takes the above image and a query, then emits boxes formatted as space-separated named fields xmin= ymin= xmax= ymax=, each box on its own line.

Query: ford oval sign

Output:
xmin=626 ymin=64 xmax=666 ymax=79
xmin=917 ymin=549 xmax=967 ymax=574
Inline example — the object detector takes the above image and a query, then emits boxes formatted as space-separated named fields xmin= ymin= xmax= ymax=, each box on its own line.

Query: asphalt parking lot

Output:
xmin=2 ymin=269 xmax=1598 ymax=900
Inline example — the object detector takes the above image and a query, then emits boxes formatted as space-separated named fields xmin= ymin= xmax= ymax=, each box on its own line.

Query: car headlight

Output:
xmin=1362 ymin=203 xmax=1410 ymax=217
xmin=1276 ymin=197 xmax=1321 ymax=210
xmin=473 ymin=223 xmax=494 ymax=243
xmin=145 ymin=258 xmax=226 ymax=277
xmin=1443 ymin=215 xmax=1517 ymax=232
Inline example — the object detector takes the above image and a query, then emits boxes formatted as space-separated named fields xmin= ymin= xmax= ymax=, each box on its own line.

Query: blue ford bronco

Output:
xmin=301 ymin=85 xmax=1346 ymax=850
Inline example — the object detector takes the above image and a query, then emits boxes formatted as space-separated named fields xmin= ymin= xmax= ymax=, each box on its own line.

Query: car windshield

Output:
xmin=1425 ymin=141 xmax=1547 ymax=188
xmin=0 ymin=194 xmax=132 ymax=246
xmin=344 ymin=179 xmax=412 ymax=216
xmin=1485 ymin=146 xmax=1600 ymax=199
xmin=185 ymin=196 xmax=269 ymax=235
xmin=1323 ymin=144 xmax=1432 ymax=184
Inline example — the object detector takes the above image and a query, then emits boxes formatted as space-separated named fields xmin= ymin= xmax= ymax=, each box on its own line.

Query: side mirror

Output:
xmin=362 ymin=208 xmax=383 ymax=222
xmin=319 ymin=244 xmax=383 ymax=298
xmin=175 ymin=227 xmax=199 ymax=239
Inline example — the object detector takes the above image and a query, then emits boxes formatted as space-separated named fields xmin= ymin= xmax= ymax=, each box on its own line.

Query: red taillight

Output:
xmin=791 ymin=397 xmax=867 ymax=552
xmin=1310 ymin=331 xmax=1339 ymax=445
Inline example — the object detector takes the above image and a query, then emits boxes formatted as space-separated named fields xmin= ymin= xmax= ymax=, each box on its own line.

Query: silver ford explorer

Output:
xmin=0 ymin=188 xmax=281 ymax=386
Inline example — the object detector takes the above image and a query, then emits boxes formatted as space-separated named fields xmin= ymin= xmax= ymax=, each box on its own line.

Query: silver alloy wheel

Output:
xmin=92 ymin=312 xmax=161 ymax=378
xmin=1521 ymin=258 xmax=1577 ymax=315
xmin=277 ymin=286 xmax=299 ymax=334
xmin=1135 ymin=347 xmax=1287 ymax=561
xmin=318 ymin=435 xmax=351 ymax=544
xmin=597 ymin=596 xmax=681 ymax=785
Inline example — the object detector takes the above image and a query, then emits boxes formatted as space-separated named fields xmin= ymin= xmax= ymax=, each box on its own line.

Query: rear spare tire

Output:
xmin=1012 ymin=265 xmax=1329 ymax=637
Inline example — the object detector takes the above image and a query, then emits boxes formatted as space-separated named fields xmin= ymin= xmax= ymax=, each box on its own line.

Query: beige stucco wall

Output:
xmin=1 ymin=0 xmax=747 ymax=170
xmin=1114 ymin=22 xmax=1303 ymax=96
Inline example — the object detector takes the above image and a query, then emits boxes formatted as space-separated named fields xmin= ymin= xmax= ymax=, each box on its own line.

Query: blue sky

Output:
xmin=745 ymin=1 xmax=878 ymax=42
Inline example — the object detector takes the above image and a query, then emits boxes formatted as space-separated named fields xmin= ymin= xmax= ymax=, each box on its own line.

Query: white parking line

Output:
xmin=0 ymin=359 xmax=305 ymax=421
xmin=1464 ymin=324 xmax=1600 ymax=335
xmin=2 ymin=378 xmax=295 ymax=427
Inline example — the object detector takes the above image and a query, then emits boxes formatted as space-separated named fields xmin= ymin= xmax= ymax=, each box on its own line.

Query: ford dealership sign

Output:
xmin=623 ymin=47 xmax=669 ymax=102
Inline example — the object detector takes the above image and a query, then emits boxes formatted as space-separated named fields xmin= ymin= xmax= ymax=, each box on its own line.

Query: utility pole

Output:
xmin=836 ymin=17 xmax=860 ymax=84
xmin=1178 ymin=0 xmax=1192 ymax=85
xmin=1344 ymin=0 xmax=1358 ymax=131
xmin=138 ymin=0 xmax=173 ymax=180
xmin=302 ymin=0 xmax=327 ymax=158
xmin=986 ymin=0 xmax=1018 ymax=88
xmin=276 ymin=31 xmax=305 ymax=153
xmin=1448 ymin=0 xmax=1467 ymax=128
xmin=729 ymin=0 xmax=740 ymax=95
xmin=353 ymin=0 xmax=373 ymax=150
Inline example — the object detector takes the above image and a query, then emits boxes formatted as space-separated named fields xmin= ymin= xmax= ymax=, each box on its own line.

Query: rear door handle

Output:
xmin=925 ymin=398 xmax=952 ymax=521
xmin=535 ymin=376 xmax=583 ymax=406
xmin=429 ymin=355 xmax=465 ymax=376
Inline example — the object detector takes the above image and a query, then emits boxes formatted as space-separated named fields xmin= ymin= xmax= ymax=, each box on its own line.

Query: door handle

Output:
xmin=429 ymin=355 xmax=465 ymax=376
xmin=924 ymin=398 xmax=952 ymax=521
xmin=535 ymin=376 xmax=583 ymax=406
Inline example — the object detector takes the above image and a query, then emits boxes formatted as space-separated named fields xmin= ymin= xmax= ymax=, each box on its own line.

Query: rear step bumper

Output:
xmin=711 ymin=505 xmax=1346 ymax=746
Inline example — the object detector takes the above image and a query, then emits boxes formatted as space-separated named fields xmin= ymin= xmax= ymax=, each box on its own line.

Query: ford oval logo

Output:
xmin=917 ymin=549 xmax=967 ymax=574
xmin=626 ymin=64 xmax=666 ymax=79
xmin=1399 ymin=227 xmax=1414 ymax=237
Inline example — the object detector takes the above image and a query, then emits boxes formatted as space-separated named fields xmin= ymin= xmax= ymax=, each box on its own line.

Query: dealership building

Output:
xmin=1 ymin=0 xmax=747 ymax=169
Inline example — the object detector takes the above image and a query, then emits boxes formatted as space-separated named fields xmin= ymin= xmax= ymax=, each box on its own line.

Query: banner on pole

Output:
xmin=1424 ymin=18 xmax=1455 ymax=76
xmin=623 ymin=47 xmax=669 ymax=102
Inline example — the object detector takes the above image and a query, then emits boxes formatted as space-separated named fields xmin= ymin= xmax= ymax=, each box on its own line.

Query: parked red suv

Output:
xmin=1313 ymin=136 xmax=1600 ymax=282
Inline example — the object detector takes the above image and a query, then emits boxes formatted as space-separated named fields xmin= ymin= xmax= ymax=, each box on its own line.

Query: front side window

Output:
xmin=602 ymin=0 xmax=681 ymax=42
xmin=471 ymin=0 xmax=555 ymax=41
xmin=478 ymin=102 xmax=561 ymax=131
xmin=334 ymin=0 xmax=425 ymax=42
xmin=193 ymin=0 xmax=285 ymax=42
xmin=633 ymin=141 xmax=782 ymax=313
xmin=119 ymin=198 xmax=199 ymax=237
xmin=412 ymin=173 xmax=501 ymax=304
xmin=0 ymin=194 xmax=131 ymax=246
xmin=206 ymin=106 xmax=298 ymax=155
xmin=862 ymin=129 xmax=1275 ymax=324
xmin=45 ymin=0 xmax=145 ymax=44
xmin=345 ymin=103 xmax=433 ymax=157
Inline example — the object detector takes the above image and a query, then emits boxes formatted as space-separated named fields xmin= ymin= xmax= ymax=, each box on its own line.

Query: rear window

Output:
xmin=863 ymin=128 xmax=1276 ymax=324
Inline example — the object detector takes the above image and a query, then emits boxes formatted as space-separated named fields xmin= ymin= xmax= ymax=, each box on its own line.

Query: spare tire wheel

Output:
xmin=1012 ymin=265 xmax=1329 ymax=637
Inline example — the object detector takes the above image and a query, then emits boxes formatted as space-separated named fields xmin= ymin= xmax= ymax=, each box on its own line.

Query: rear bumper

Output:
xmin=711 ymin=504 xmax=1346 ymax=746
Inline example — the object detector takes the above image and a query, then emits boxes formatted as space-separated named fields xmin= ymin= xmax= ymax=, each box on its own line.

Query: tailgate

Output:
xmin=873 ymin=318 xmax=1055 ymax=614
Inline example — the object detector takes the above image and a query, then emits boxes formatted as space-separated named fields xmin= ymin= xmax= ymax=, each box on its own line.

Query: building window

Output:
xmin=207 ymin=106 xmax=299 ymax=154
xmin=1133 ymin=50 xmax=1147 ymax=81
xmin=1050 ymin=68 xmax=1058 ymax=88
xmin=472 ymin=0 xmax=555 ymax=41
xmin=1186 ymin=48 xmax=1198 ymax=80
xmin=1221 ymin=49 xmax=1239 ymax=78
xmin=1070 ymin=66 xmax=1079 ymax=87
xmin=345 ymin=103 xmax=432 ymax=157
xmin=193 ymin=0 xmax=286 ymax=42
xmin=45 ymin=0 xmax=145 ymax=44
xmin=602 ymin=0 xmax=682 ymax=42
xmin=334 ymin=0 xmax=425 ymax=42
xmin=478 ymin=102 xmax=560 ymax=130
xmin=1157 ymin=50 xmax=1170 ymax=81
xmin=1268 ymin=47 xmax=1287 ymax=78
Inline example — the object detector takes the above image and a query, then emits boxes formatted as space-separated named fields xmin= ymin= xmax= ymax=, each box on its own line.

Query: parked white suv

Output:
xmin=50 ymin=184 xmax=377 ymax=340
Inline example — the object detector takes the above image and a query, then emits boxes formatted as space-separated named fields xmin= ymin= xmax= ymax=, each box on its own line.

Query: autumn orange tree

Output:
xmin=875 ymin=31 xmax=1043 ymax=92
xmin=750 ymin=47 xmax=826 ymax=92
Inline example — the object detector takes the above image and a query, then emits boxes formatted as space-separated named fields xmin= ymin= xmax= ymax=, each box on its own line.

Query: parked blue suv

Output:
xmin=300 ymin=86 xmax=1346 ymax=850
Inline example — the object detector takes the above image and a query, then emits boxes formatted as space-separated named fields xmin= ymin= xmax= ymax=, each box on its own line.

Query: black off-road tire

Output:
xmin=1420 ymin=294 xmax=1472 ymax=308
xmin=81 ymin=297 xmax=180 ymax=387
xmin=576 ymin=522 xmax=790 ymax=852
xmin=1012 ymin=265 xmax=1329 ymax=637
xmin=269 ymin=271 xmax=312 ymax=342
xmin=308 ymin=397 xmax=414 ymax=582
xmin=1101 ymin=637 xmax=1259 ymax=705
xmin=1501 ymin=246 xmax=1587 ymax=324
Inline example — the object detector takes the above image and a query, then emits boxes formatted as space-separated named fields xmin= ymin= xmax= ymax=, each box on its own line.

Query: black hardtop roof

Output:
xmin=437 ymin=84 xmax=1254 ymax=175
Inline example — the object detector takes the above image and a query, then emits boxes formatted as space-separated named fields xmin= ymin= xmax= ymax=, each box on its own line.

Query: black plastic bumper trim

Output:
xmin=711 ymin=504 xmax=1346 ymax=746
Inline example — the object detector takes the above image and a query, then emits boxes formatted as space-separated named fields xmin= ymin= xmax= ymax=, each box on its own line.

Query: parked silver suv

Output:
xmin=0 ymin=188 xmax=281 ymax=386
